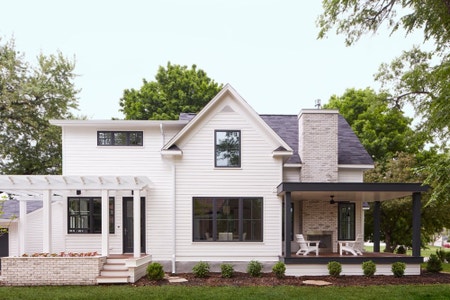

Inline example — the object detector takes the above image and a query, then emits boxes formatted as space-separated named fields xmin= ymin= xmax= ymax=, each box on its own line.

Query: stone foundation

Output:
xmin=1 ymin=256 xmax=106 ymax=286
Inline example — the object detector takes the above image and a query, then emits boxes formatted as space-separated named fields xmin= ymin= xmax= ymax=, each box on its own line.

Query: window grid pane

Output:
xmin=68 ymin=197 xmax=115 ymax=234
xmin=97 ymin=131 xmax=143 ymax=146
xmin=193 ymin=197 xmax=262 ymax=242
xmin=215 ymin=131 xmax=241 ymax=167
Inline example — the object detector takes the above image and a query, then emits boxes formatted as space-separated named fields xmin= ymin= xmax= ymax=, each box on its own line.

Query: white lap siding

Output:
xmin=173 ymin=107 xmax=284 ymax=262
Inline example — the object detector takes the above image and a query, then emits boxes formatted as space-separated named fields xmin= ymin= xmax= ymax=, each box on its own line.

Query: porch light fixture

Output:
xmin=329 ymin=195 xmax=335 ymax=204
xmin=76 ymin=190 xmax=81 ymax=195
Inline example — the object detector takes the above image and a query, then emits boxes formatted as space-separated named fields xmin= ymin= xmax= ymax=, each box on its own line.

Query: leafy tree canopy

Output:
xmin=318 ymin=0 xmax=450 ymax=145
xmin=0 ymin=37 xmax=79 ymax=174
xmin=324 ymin=88 xmax=425 ymax=161
xmin=317 ymin=0 xmax=450 ymax=52
xmin=119 ymin=62 xmax=223 ymax=120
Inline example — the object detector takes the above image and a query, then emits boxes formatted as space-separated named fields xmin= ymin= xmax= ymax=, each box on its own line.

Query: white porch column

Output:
xmin=19 ymin=200 xmax=27 ymax=255
xmin=133 ymin=190 xmax=141 ymax=258
xmin=101 ymin=189 xmax=109 ymax=257
xmin=42 ymin=190 xmax=52 ymax=253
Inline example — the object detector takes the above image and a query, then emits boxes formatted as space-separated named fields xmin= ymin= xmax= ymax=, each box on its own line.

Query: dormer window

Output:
xmin=215 ymin=130 xmax=241 ymax=168
xmin=97 ymin=131 xmax=143 ymax=146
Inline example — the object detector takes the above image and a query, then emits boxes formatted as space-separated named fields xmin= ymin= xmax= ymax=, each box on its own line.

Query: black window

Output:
xmin=338 ymin=202 xmax=355 ymax=240
xmin=193 ymin=197 xmax=262 ymax=242
xmin=215 ymin=130 xmax=241 ymax=167
xmin=97 ymin=131 xmax=143 ymax=146
xmin=68 ymin=197 xmax=114 ymax=234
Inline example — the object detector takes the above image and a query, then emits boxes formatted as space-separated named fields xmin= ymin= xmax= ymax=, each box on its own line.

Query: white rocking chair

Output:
xmin=340 ymin=234 xmax=364 ymax=256
xmin=295 ymin=234 xmax=320 ymax=256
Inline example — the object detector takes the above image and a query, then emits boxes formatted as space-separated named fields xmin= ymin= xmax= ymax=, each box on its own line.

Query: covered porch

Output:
xmin=278 ymin=182 xmax=429 ymax=276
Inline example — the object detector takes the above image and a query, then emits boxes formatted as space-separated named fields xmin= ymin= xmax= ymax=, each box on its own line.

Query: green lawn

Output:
xmin=1 ymin=285 xmax=450 ymax=300
xmin=3 ymin=246 xmax=450 ymax=300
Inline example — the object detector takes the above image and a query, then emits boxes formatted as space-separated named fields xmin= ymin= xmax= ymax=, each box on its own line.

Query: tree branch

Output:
xmin=389 ymin=90 xmax=434 ymax=109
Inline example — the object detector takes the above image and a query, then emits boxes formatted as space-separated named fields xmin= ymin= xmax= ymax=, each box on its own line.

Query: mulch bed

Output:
xmin=133 ymin=271 xmax=450 ymax=287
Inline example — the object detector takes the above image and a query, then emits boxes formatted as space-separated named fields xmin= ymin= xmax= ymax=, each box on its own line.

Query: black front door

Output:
xmin=123 ymin=197 xmax=145 ymax=253
xmin=0 ymin=230 xmax=9 ymax=270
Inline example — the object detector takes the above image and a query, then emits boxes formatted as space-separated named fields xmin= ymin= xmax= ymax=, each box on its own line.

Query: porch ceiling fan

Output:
xmin=329 ymin=195 xmax=350 ymax=204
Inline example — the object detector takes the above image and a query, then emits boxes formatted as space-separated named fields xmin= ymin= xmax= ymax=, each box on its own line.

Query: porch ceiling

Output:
xmin=0 ymin=175 xmax=152 ymax=198
xmin=277 ymin=182 xmax=429 ymax=202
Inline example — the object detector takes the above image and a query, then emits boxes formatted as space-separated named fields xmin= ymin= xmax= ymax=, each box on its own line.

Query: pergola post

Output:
xmin=42 ymin=190 xmax=52 ymax=253
xmin=284 ymin=192 xmax=292 ymax=258
xmin=133 ymin=190 xmax=141 ymax=258
xmin=412 ymin=192 xmax=421 ymax=257
xmin=373 ymin=201 xmax=381 ymax=253
xmin=19 ymin=200 xmax=27 ymax=255
xmin=101 ymin=189 xmax=109 ymax=257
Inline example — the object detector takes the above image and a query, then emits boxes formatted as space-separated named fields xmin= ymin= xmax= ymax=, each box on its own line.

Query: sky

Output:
xmin=0 ymin=0 xmax=426 ymax=119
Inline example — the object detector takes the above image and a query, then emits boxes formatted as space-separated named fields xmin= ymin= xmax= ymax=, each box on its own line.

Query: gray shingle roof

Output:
xmin=337 ymin=115 xmax=373 ymax=165
xmin=1 ymin=200 xmax=42 ymax=219
xmin=260 ymin=114 xmax=373 ymax=166
xmin=260 ymin=115 xmax=300 ymax=164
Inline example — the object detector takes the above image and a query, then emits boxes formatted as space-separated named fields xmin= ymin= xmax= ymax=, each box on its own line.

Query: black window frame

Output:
xmin=192 ymin=197 xmax=263 ymax=242
xmin=97 ymin=131 xmax=143 ymax=146
xmin=68 ymin=197 xmax=115 ymax=234
xmin=338 ymin=202 xmax=355 ymax=241
xmin=214 ymin=130 xmax=241 ymax=168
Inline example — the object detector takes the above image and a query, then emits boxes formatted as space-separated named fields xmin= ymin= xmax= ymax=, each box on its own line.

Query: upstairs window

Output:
xmin=215 ymin=130 xmax=241 ymax=167
xmin=97 ymin=131 xmax=143 ymax=146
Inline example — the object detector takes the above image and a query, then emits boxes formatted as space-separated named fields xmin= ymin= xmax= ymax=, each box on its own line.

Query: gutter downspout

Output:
xmin=172 ymin=162 xmax=177 ymax=273
xmin=160 ymin=122 xmax=176 ymax=273
xmin=160 ymin=123 xmax=165 ymax=147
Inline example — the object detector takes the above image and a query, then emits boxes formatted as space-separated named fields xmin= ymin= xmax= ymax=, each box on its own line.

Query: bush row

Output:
xmin=148 ymin=258 xmax=424 ymax=281
xmin=327 ymin=260 xmax=407 ymax=277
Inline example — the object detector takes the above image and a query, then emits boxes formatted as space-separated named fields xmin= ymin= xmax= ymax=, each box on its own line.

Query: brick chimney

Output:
xmin=298 ymin=109 xmax=339 ymax=182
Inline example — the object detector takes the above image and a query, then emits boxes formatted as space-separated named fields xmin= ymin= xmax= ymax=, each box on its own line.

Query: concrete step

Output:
xmin=106 ymin=258 xmax=128 ymax=264
xmin=103 ymin=264 xmax=129 ymax=271
xmin=100 ymin=270 xmax=130 ymax=277
xmin=96 ymin=276 xmax=129 ymax=284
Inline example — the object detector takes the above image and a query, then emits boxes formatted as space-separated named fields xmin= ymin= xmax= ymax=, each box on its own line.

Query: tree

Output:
xmin=0 ymin=37 xmax=79 ymax=175
xmin=318 ymin=0 xmax=450 ymax=143
xmin=324 ymin=88 xmax=425 ymax=162
xmin=119 ymin=62 xmax=223 ymax=120
xmin=318 ymin=0 xmax=450 ymax=206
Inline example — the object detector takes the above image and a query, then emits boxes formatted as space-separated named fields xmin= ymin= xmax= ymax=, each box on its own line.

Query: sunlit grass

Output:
xmin=1 ymin=285 xmax=450 ymax=300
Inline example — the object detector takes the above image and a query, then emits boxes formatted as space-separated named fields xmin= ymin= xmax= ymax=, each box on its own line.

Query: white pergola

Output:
xmin=0 ymin=175 xmax=152 ymax=258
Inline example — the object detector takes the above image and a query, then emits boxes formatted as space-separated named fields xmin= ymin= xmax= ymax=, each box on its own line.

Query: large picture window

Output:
xmin=68 ymin=197 xmax=115 ymax=234
xmin=338 ymin=202 xmax=355 ymax=240
xmin=193 ymin=197 xmax=263 ymax=242
xmin=97 ymin=131 xmax=143 ymax=146
xmin=215 ymin=130 xmax=241 ymax=167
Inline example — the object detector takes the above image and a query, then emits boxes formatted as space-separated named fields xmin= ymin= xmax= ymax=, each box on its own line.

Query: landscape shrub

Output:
xmin=146 ymin=262 xmax=165 ymax=281
xmin=272 ymin=262 xmax=286 ymax=279
xmin=391 ymin=262 xmax=406 ymax=277
xmin=362 ymin=260 xmax=376 ymax=277
xmin=426 ymin=254 xmax=443 ymax=273
xmin=192 ymin=261 xmax=210 ymax=278
xmin=247 ymin=260 xmax=263 ymax=277
xmin=220 ymin=263 xmax=234 ymax=278
xmin=327 ymin=261 xmax=342 ymax=277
